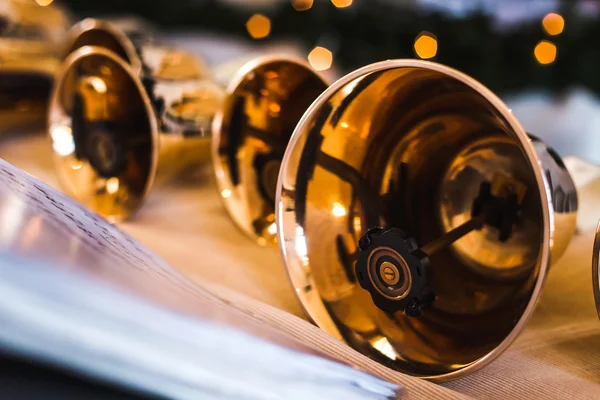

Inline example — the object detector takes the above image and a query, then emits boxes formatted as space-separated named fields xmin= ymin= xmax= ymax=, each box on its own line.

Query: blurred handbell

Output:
xmin=276 ymin=59 xmax=578 ymax=380
xmin=48 ymin=43 xmax=327 ymax=233
xmin=0 ymin=0 xmax=70 ymax=133
xmin=63 ymin=17 xmax=164 ymax=77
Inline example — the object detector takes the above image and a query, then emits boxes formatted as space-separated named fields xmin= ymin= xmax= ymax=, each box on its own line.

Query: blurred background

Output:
xmin=7 ymin=0 xmax=600 ymax=162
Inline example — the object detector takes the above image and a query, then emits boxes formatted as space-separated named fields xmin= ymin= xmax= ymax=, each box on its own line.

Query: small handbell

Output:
xmin=0 ymin=0 xmax=71 ymax=133
xmin=49 ymin=23 xmax=327 ymax=235
xmin=276 ymin=59 xmax=578 ymax=381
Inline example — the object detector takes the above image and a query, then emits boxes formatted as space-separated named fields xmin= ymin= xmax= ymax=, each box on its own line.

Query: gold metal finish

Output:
xmin=212 ymin=57 xmax=328 ymax=245
xmin=64 ymin=18 xmax=208 ymax=81
xmin=65 ymin=18 xmax=145 ymax=74
xmin=368 ymin=249 xmax=412 ymax=300
xmin=380 ymin=262 xmax=400 ymax=286
xmin=276 ymin=60 xmax=578 ymax=381
xmin=593 ymin=220 xmax=600 ymax=319
xmin=49 ymin=46 xmax=327 ymax=232
xmin=0 ymin=0 xmax=70 ymax=133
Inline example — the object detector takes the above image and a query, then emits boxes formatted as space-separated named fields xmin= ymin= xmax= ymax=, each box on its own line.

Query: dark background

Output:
xmin=55 ymin=0 xmax=600 ymax=97
xmin=53 ymin=0 xmax=600 ymax=162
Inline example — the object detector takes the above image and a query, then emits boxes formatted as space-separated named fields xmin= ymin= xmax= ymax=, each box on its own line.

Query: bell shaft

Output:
xmin=419 ymin=216 xmax=484 ymax=257
xmin=149 ymin=72 xmax=226 ymax=182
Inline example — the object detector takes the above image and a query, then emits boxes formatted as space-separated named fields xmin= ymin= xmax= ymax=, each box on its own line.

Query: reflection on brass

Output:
xmin=0 ymin=0 xmax=70 ymax=133
xmin=276 ymin=60 xmax=578 ymax=381
xmin=64 ymin=18 xmax=206 ymax=80
xmin=593 ymin=221 xmax=600 ymax=319
xmin=49 ymin=45 xmax=327 ymax=238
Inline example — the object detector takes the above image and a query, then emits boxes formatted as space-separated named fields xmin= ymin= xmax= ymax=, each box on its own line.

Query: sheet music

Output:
xmin=0 ymin=158 xmax=402 ymax=399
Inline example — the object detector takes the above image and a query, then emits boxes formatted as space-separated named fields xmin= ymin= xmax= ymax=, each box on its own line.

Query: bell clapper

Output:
xmin=355 ymin=175 xmax=527 ymax=317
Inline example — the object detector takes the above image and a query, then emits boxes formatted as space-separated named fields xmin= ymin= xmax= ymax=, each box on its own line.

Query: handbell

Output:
xmin=0 ymin=0 xmax=70 ymax=133
xmin=48 ymin=45 xmax=327 ymax=228
xmin=63 ymin=17 xmax=166 ymax=77
xmin=276 ymin=60 xmax=578 ymax=380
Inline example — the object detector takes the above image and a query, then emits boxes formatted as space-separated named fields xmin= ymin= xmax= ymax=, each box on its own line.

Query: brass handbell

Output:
xmin=48 ymin=43 xmax=327 ymax=228
xmin=63 ymin=17 xmax=165 ymax=77
xmin=275 ymin=60 xmax=578 ymax=380
xmin=0 ymin=0 xmax=70 ymax=133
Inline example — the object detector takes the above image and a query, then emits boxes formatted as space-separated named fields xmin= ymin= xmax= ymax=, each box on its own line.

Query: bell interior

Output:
xmin=68 ymin=27 xmax=133 ymax=66
xmin=49 ymin=50 xmax=155 ymax=222
xmin=215 ymin=60 xmax=327 ymax=245
xmin=279 ymin=66 xmax=546 ymax=377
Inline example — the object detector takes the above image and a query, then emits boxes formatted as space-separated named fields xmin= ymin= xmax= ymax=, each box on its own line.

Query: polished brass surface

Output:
xmin=593 ymin=220 xmax=600 ymax=319
xmin=65 ymin=18 xmax=145 ymax=74
xmin=276 ymin=60 xmax=578 ymax=380
xmin=50 ymin=46 xmax=326 ymax=232
xmin=212 ymin=59 xmax=328 ymax=245
xmin=64 ymin=18 xmax=207 ymax=81
xmin=48 ymin=47 xmax=157 ymax=222
xmin=0 ymin=0 xmax=70 ymax=133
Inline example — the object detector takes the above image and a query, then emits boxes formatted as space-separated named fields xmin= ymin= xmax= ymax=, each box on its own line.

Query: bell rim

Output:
xmin=47 ymin=45 xmax=159 ymax=223
xmin=210 ymin=55 xmax=328 ymax=246
xmin=593 ymin=221 xmax=600 ymax=319
xmin=274 ymin=58 xmax=554 ymax=382
xmin=66 ymin=18 xmax=143 ymax=76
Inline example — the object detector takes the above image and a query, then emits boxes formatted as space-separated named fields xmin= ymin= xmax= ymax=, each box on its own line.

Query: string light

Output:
xmin=291 ymin=0 xmax=313 ymax=11
xmin=534 ymin=40 xmax=557 ymax=65
xmin=414 ymin=32 xmax=438 ymax=59
xmin=246 ymin=14 xmax=271 ymax=40
xmin=308 ymin=46 xmax=333 ymax=71
xmin=542 ymin=13 xmax=564 ymax=36
xmin=331 ymin=0 xmax=352 ymax=8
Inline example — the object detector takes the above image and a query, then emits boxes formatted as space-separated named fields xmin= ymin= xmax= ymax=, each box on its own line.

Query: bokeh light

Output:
xmin=308 ymin=46 xmax=333 ymax=71
xmin=534 ymin=40 xmax=557 ymax=65
xmin=414 ymin=32 xmax=438 ymax=59
xmin=246 ymin=14 xmax=271 ymax=39
xmin=35 ymin=0 xmax=54 ymax=6
xmin=291 ymin=0 xmax=313 ymax=11
xmin=106 ymin=177 xmax=119 ymax=194
xmin=331 ymin=0 xmax=352 ymax=9
xmin=332 ymin=202 xmax=347 ymax=218
xmin=542 ymin=13 xmax=564 ymax=36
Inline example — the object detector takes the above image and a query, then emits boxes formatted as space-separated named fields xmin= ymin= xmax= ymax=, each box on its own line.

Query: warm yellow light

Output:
xmin=534 ymin=40 xmax=557 ymax=65
xmin=70 ymin=160 xmax=83 ymax=170
xmin=542 ymin=13 xmax=564 ymax=36
xmin=267 ymin=222 xmax=277 ymax=235
xmin=50 ymin=125 xmax=75 ymax=156
xmin=308 ymin=46 xmax=333 ymax=71
xmin=291 ymin=0 xmax=313 ymax=11
xmin=106 ymin=177 xmax=119 ymax=194
xmin=332 ymin=202 xmax=347 ymax=218
xmin=246 ymin=14 xmax=271 ymax=39
xmin=341 ymin=122 xmax=349 ymax=128
xmin=353 ymin=216 xmax=362 ymax=234
xmin=331 ymin=0 xmax=352 ymax=8
xmin=370 ymin=336 xmax=397 ymax=361
xmin=221 ymin=189 xmax=232 ymax=198
xmin=35 ymin=0 xmax=54 ymax=6
xmin=269 ymin=103 xmax=281 ymax=113
xmin=414 ymin=32 xmax=438 ymax=59
xmin=88 ymin=77 xmax=107 ymax=93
